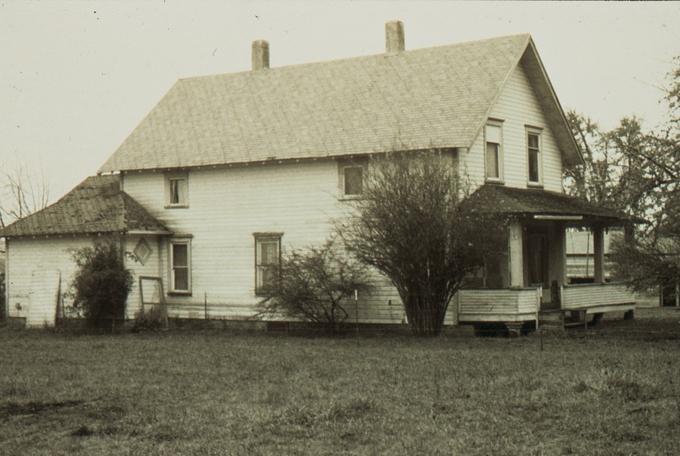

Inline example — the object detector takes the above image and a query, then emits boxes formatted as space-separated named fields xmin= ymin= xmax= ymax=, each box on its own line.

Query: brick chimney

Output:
xmin=385 ymin=20 xmax=405 ymax=53
xmin=252 ymin=40 xmax=269 ymax=70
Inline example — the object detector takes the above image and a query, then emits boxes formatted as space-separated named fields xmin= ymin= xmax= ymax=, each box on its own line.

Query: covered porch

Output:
xmin=457 ymin=185 xmax=641 ymax=328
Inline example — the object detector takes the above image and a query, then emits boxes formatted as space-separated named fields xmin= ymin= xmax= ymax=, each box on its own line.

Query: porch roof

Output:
xmin=0 ymin=175 xmax=170 ymax=238
xmin=464 ymin=185 xmax=644 ymax=225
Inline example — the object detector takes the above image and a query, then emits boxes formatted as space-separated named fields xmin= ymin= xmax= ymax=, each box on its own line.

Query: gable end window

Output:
xmin=527 ymin=129 xmax=542 ymax=185
xmin=169 ymin=239 xmax=191 ymax=294
xmin=165 ymin=173 xmax=189 ymax=208
xmin=254 ymin=233 xmax=282 ymax=295
xmin=485 ymin=123 xmax=503 ymax=181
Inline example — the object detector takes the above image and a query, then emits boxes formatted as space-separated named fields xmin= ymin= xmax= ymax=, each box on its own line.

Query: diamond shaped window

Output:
xmin=134 ymin=238 xmax=152 ymax=265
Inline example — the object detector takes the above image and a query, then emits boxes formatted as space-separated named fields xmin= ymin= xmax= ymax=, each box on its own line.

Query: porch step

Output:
xmin=538 ymin=310 xmax=565 ymax=332
xmin=538 ymin=309 xmax=590 ymax=330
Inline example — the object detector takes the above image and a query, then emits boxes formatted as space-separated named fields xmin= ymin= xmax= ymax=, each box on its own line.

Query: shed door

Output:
xmin=27 ymin=270 xmax=61 ymax=328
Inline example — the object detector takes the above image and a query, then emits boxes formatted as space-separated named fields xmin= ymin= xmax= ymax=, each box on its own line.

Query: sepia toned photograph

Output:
xmin=1 ymin=1 xmax=679 ymax=454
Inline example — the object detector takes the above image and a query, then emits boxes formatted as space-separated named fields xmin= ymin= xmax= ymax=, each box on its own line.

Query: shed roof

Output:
xmin=99 ymin=33 xmax=581 ymax=173
xmin=463 ymin=185 xmax=644 ymax=225
xmin=0 ymin=175 xmax=169 ymax=238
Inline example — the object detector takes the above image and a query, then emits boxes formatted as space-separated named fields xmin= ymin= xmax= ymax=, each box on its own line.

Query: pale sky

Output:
xmin=1 ymin=0 xmax=679 ymax=204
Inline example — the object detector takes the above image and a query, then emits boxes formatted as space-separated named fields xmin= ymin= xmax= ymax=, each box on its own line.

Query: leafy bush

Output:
xmin=71 ymin=241 xmax=133 ymax=328
xmin=257 ymin=238 xmax=371 ymax=333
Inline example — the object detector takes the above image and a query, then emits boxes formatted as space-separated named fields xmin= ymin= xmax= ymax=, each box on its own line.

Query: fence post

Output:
xmin=535 ymin=286 xmax=541 ymax=330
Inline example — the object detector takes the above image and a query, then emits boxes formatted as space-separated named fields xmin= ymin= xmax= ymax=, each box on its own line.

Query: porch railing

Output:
xmin=561 ymin=282 xmax=636 ymax=311
xmin=457 ymin=287 xmax=541 ymax=323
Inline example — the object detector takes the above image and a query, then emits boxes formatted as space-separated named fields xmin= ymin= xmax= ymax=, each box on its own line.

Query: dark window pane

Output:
xmin=528 ymin=133 xmax=539 ymax=149
xmin=529 ymin=149 xmax=540 ymax=182
xmin=173 ymin=244 xmax=188 ymax=267
xmin=485 ymin=143 xmax=499 ymax=178
xmin=174 ymin=268 xmax=188 ymax=291
xmin=344 ymin=167 xmax=363 ymax=195
xmin=169 ymin=178 xmax=187 ymax=205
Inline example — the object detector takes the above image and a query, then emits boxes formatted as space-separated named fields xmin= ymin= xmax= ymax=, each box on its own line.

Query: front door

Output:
xmin=526 ymin=230 xmax=551 ymax=305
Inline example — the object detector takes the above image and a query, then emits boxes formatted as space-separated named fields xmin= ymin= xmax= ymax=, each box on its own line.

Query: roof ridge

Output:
xmin=179 ymin=33 xmax=532 ymax=82
xmin=97 ymin=32 xmax=544 ymax=174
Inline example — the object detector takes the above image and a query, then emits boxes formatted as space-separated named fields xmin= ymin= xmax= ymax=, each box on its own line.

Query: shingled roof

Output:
xmin=463 ymin=184 xmax=644 ymax=224
xmin=0 ymin=175 xmax=169 ymax=238
xmin=99 ymin=33 xmax=580 ymax=173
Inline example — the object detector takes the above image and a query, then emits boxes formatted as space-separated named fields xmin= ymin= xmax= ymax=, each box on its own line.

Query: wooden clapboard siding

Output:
xmin=562 ymin=283 xmax=636 ymax=310
xmin=458 ymin=288 xmax=539 ymax=322
xmin=462 ymin=59 xmax=564 ymax=192
xmin=6 ymin=238 xmax=92 ymax=319
xmin=7 ymin=236 xmax=163 ymax=322
xmin=123 ymin=161 xmax=356 ymax=320
xmin=123 ymin=161 xmax=462 ymax=324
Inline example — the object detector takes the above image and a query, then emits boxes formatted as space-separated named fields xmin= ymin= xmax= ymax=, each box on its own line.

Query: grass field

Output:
xmin=1 ymin=308 xmax=680 ymax=455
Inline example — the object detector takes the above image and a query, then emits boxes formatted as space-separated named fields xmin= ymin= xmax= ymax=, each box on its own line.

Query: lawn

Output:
xmin=1 ymin=308 xmax=680 ymax=455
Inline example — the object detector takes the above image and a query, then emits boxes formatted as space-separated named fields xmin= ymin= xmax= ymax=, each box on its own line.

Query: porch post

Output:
xmin=508 ymin=221 xmax=524 ymax=288
xmin=593 ymin=225 xmax=605 ymax=284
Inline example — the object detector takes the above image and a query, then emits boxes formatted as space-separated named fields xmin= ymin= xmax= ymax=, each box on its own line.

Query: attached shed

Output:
xmin=0 ymin=175 xmax=169 ymax=327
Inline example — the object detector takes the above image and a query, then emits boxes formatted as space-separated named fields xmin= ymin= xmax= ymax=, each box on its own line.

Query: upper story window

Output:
xmin=527 ymin=128 xmax=543 ymax=185
xmin=338 ymin=158 xmax=368 ymax=198
xmin=165 ymin=173 xmax=188 ymax=208
xmin=254 ymin=233 xmax=282 ymax=295
xmin=169 ymin=239 xmax=191 ymax=294
xmin=344 ymin=166 xmax=363 ymax=195
xmin=485 ymin=122 xmax=503 ymax=181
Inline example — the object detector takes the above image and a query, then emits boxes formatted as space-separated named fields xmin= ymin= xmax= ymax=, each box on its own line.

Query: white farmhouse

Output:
xmin=1 ymin=22 xmax=640 ymax=329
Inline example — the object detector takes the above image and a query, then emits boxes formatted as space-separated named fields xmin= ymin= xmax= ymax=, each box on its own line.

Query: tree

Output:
xmin=572 ymin=57 xmax=680 ymax=294
xmin=0 ymin=164 xmax=50 ymax=228
xmin=257 ymin=238 xmax=371 ymax=333
xmin=340 ymin=150 xmax=505 ymax=336
xmin=71 ymin=241 xmax=133 ymax=329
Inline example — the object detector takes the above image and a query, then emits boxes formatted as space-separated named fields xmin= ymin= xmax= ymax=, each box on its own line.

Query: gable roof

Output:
xmin=99 ymin=33 xmax=581 ymax=173
xmin=463 ymin=184 xmax=644 ymax=224
xmin=0 ymin=175 xmax=169 ymax=238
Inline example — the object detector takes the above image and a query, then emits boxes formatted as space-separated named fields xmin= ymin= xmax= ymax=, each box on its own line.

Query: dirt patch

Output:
xmin=0 ymin=399 xmax=84 ymax=418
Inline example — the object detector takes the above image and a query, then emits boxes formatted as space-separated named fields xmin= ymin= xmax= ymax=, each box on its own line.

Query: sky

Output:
xmin=1 ymin=0 xmax=679 ymax=205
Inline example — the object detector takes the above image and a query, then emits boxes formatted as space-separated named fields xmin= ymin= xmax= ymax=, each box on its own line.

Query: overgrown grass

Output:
xmin=1 ymin=308 xmax=679 ymax=455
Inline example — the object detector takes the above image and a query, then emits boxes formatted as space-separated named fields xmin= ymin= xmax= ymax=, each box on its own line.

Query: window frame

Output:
xmin=165 ymin=172 xmax=189 ymax=208
xmin=338 ymin=158 xmax=368 ymax=200
xmin=526 ymin=126 xmax=544 ymax=187
xmin=169 ymin=238 xmax=192 ymax=295
xmin=254 ymin=233 xmax=283 ymax=296
xmin=484 ymin=120 xmax=504 ymax=183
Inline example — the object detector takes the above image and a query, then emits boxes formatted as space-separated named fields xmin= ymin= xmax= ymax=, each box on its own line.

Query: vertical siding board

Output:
xmin=7 ymin=238 xmax=93 ymax=319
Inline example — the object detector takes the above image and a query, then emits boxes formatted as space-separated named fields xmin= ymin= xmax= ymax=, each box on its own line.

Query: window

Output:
xmin=343 ymin=166 xmax=364 ymax=196
xmin=166 ymin=174 xmax=188 ymax=207
xmin=485 ymin=123 xmax=502 ymax=181
xmin=170 ymin=240 xmax=191 ymax=293
xmin=254 ymin=233 xmax=282 ymax=295
xmin=527 ymin=129 xmax=542 ymax=185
